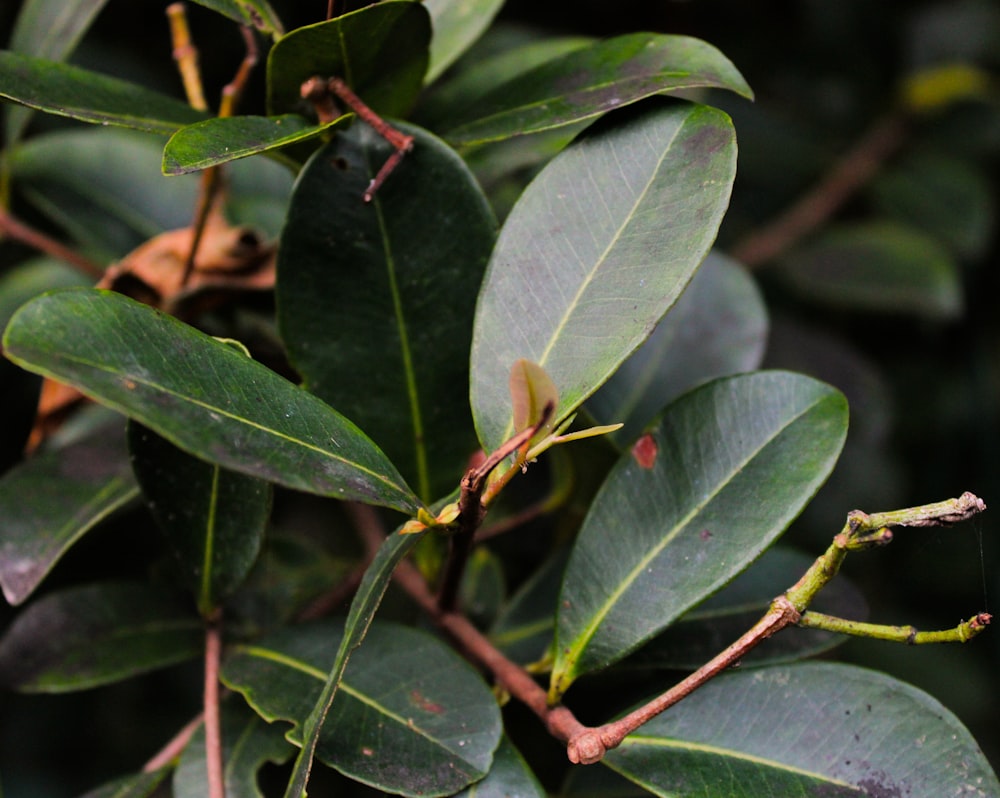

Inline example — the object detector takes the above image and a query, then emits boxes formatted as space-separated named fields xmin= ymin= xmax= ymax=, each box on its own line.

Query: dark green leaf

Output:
xmin=0 ymin=257 xmax=91 ymax=331
xmin=3 ymin=289 xmax=421 ymax=513
xmin=9 ymin=128 xmax=201 ymax=258
xmin=778 ymin=222 xmax=963 ymax=319
xmin=173 ymin=700 xmax=293 ymax=798
xmin=266 ymin=2 xmax=430 ymax=117
xmin=0 ymin=582 xmax=201 ymax=692
xmin=603 ymin=663 xmax=1000 ymax=798
xmin=224 ymin=619 xmax=502 ymax=797
xmin=128 ymin=423 xmax=272 ymax=616
xmin=278 ymin=123 xmax=496 ymax=503
xmin=423 ymin=0 xmax=505 ymax=83
xmin=471 ymin=100 xmax=738 ymax=453
xmin=628 ymin=547 xmax=867 ymax=670
xmin=184 ymin=0 xmax=284 ymax=37
xmin=551 ymin=371 xmax=848 ymax=697
xmin=280 ymin=528 xmax=424 ymax=798
xmin=163 ymin=114 xmax=347 ymax=174
xmin=871 ymin=150 xmax=996 ymax=258
xmin=453 ymin=736 xmax=545 ymax=798
xmin=0 ymin=423 xmax=138 ymax=605
xmin=588 ymin=252 xmax=768 ymax=446
xmin=459 ymin=546 xmax=506 ymax=630
xmin=417 ymin=35 xmax=593 ymax=129
xmin=489 ymin=548 xmax=569 ymax=665
xmin=6 ymin=0 xmax=112 ymax=143
xmin=440 ymin=33 xmax=752 ymax=146
xmin=0 ymin=51 xmax=206 ymax=134
xmin=78 ymin=768 xmax=171 ymax=798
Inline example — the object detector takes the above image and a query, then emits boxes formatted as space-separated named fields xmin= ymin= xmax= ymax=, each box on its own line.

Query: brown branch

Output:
xmin=0 ymin=206 xmax=104 ymax=278
xmin=392 ymin=557 xmax=588 ymax=747
xmin=167 ymin=3 xmax=209 ymax=112
xmin=144 ymin=713 xmax=204 ymax=772
xmin=437 ymin=403 xmax=554 ymax=612
xmin=730 ymin=112 xmax=907 ymax=268
xmin=204 ymin=614 xmax=226 ymax=798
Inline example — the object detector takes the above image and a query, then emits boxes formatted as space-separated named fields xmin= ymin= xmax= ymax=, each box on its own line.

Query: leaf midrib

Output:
xmin=559 ymin=391 xmax=831 ymax=674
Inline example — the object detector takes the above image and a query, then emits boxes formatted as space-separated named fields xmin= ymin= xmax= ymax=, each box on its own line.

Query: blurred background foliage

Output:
xmin=1 ymin=0 xmax=999 ymax=795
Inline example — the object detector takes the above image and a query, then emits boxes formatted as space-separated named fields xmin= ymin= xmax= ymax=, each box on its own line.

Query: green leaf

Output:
xmin=471 ymin=99 xmax=738 ymax=454
xmin=9 ymin=128 xmax=200 ymax=259
xmin=627 ymin=547 xmax=867 ymax=670
xmin=0 ymin=582 xmax=202 ymax=692
xmin=266 ymin=2 xmax=430 ymax=117
xmin=277 ymin=123 xmax=496 ymax=503
xmin=489 ymin=548 xmax=569 ymax=665
xmin=777 ymin=221 xmax=963 ymax=319
xmin=550 ymin=371 xmax=848 ymax=698
xmin=163 ymin=114 xmax=348 ymax=175
xmin=280 ymin=529 xmax=424 ymax=798
xmin=0 ymin=51 xmax=207 ymax=134
xmin=184 ymin=0 xmax=284 ymax=37
xmin=78 ymin=768 xmax=171 ymax=798
xmin=173 ymin=700 xmax=293 ymax=798
xmin=423 ymin=0 xmax=505 ymax=83
xmin=439 ymin=33 xmax=752 ymax=146
xmin=453 ymin=736 xmax=545 ymax=798
xmin=224 ymin=619 xmax=502 ymax=798
xmin=6 ymin=0 xmax=112 ymax=143
xmin=128 ymin=422 xmax=273 ymax=616
xmin=587 ymin=252 xmax=768 ymax=446
xmin=3 ymin=289 xmax=421 ymax=513
xmin=603 ymin=663 xmax=1000 ymax=798
xmin=871 ymin=150 xmax=996 ymax=259
xmin=0 ymin=423 xmax=138 ymax=605
xmin=0 ymin=257 xmax=91 ymax=331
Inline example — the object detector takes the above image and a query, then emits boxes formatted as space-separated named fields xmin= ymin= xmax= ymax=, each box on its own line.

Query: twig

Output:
xmin=167 ymin=3 xmax=209 ymax=112
xmin=437 ymin=403 xmax=554 ymax=612
xmin=730 ymin=112 xmax=907 ymax=268
xmin=0 ymin=206 xmax=104 ymax=278
xmin=300 ymin=76 xmax=415 ymax=202
xmin=204 ymin=613 xmax=226 ymax=798
xmin=392 ymin=556 xmax=588 ymax=746
xmin=143 ymin=713 xmax=204 ymax=772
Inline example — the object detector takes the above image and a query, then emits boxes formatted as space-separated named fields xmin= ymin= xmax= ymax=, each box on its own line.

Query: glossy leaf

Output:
xmin=471 ymin=100 xmax=738 ymax=453
xmin=185 ymin=0 xmax=284 ymax=37
xmin=3 ymin=289 xmax=421 ymax=513
xmin=453 ymin=736 xmax=544 ymax=798
xmin=280 ymin=529 xmax=424 ymax=798
xmin=173 ymin=701 xmax=293 ymax=798
xmin=440 ymin=33 xmax=752 ymax=146
xmin=587 ymin=252 xmax=768 ymax=446
xmin=627 ymin=547 xmax=867 ymax=670
xmin=6 ymin=0 xmax=111 ymax=143
xmin=0 ymin=423 xmax=138 ymax=605
xmin=163 ymin=114 xmax=347 ymax=174
xmin=224 ymin=619 xmax=502 ymax=797
xmin=423 ymin=0 xmax=505 ymax=83
xmin=603 ymin=663 xmax=1000 ymax=798
xmin=778 ymin=222 xmax=962 ymax=319
xmin=550 ymin=371 xmax=848 ymax=698
xmin=78 ymin=768 xmax=171 ymax=798
xmin=0 ymin=51 xmax=206 ymax=134
xmin=0 ymin=582 xmax=201 ymax=692
xmin=266 ymin=2 xmax=430 ymax=117
xmin=128 ymin=422 xmax=273 ymax=616
xmin=278 ymin=123 xmax=496 ymax=503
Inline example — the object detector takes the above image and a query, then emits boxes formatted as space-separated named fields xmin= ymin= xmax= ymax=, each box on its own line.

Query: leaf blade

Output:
xmin=471 ymin=100 xmax=738 ymax=453
xmin=441 ymin=33 xmax=752 ymax=146
xmin=551 ymin=371 xmax=848 ymax=697
xmin=3 ymin=289 xmax=421 ymax=512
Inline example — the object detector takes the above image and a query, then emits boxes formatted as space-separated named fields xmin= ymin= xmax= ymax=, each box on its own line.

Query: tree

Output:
xmin=0 ymin=1 xmax=997 ymax=796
